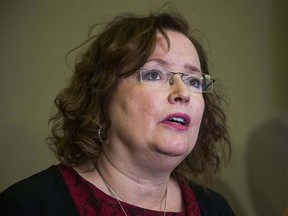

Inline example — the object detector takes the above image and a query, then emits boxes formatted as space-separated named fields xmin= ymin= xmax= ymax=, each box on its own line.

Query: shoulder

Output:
xmin=0 ymin=165 xmax=79 ymax=216
xmin=192 ymin=184 xmax=235 ymax=216
xmin=1 ymin=165 xmax=61 ymax=200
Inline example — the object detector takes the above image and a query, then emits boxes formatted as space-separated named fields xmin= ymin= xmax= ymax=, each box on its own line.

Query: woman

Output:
xmin=1 ymin=11 xmax=234 ymax=215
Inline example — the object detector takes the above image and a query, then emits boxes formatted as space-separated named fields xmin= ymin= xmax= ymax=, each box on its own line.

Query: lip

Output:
xmin=161 ymin=112 xmax=191 ymax=131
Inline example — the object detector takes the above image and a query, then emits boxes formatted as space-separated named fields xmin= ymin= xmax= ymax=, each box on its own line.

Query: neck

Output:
xmin=96 ymin=150 xmax=170 ymax=210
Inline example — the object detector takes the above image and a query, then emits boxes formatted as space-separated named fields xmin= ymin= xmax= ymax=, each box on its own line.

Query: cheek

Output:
xmin=197 ymin=98 xmax=205 ymax=119
xmin=191 ymin=95 xmax=205 ymax=126
xmin=130 ymin=91 xmax=161 ymax=126
xmin=108 ymin=82 xmax=159 ymax=124
xmin=190 ymin=94 xmax=205 ymax=114
xmin=136 ymin=90 xmax=159 ymax=108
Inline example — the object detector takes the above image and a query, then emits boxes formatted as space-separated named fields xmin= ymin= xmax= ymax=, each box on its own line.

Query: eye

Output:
xmin=185 ymin=76 xmax=203 ymax=89
xmin=141 ymin=69 xmax=164 ymax=81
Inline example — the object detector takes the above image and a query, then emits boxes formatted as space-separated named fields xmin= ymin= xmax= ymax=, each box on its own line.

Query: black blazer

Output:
xmin=0 ymin=166 xmax=234 ymax=216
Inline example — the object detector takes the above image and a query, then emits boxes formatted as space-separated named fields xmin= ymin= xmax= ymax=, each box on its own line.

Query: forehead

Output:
xmin=148 ymin=30 xmax=201 ymax=70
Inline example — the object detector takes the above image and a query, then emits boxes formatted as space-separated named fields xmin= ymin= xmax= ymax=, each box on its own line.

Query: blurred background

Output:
xmin=1 ymin=0 xmax=287 ymax=215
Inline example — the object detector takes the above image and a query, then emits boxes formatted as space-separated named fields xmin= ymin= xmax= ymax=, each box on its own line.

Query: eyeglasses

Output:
xmin=139 ymin=67 xmax=215 ymax=93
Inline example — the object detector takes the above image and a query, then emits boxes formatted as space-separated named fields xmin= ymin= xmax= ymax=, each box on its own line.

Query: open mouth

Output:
xmin=167 ymin=117 xmax=186 ymax=126
xmin=162 ymin=113 xmax=191 ymax=128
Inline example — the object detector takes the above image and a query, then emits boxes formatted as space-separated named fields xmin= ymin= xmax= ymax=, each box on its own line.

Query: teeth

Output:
xmin=168 ymin=117 xmax=186 ymax=125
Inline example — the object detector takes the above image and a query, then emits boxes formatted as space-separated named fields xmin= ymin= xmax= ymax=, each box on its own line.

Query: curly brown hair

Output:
xmin=47 ymin=11 xmax=231 ymax=185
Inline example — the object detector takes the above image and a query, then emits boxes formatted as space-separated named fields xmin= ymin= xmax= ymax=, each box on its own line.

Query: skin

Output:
xmin=78 ymin=30 xmax=205 ymax=212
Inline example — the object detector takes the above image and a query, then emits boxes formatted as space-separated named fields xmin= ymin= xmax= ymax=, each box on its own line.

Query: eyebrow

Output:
xmin=147 ymin=58 xmax=201 ymax=72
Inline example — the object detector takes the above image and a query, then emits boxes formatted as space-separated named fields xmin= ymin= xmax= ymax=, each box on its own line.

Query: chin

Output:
xmin=156 ymin=142 xmax=191 ymax=158
xmin=154 ymin=149 xmax=188 ymax=172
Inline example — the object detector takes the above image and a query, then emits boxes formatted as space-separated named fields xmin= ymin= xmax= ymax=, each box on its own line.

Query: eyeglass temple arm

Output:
xmin=202 ymin=79 xmax=215 ymax=91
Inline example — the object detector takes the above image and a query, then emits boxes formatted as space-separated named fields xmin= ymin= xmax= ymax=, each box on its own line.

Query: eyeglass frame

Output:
xmin=137 ymin=68 xmax=215 ymax=93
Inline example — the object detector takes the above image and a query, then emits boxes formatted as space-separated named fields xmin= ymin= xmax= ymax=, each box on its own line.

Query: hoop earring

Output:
xmin=98 ymin=126 xmax=105 ymax=143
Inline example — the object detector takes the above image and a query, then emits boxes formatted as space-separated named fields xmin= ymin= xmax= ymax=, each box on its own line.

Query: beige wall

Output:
xmin=1 ymin=0 xmax=287 ymax=215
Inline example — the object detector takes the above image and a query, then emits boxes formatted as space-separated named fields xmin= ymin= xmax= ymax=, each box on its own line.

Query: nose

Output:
xmin=168 ymin=75 xmax=191 ymax=105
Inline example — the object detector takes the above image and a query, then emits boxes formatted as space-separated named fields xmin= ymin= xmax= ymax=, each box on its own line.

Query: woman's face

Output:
xmin=105 ymin=30 xmax=205 ymax=172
